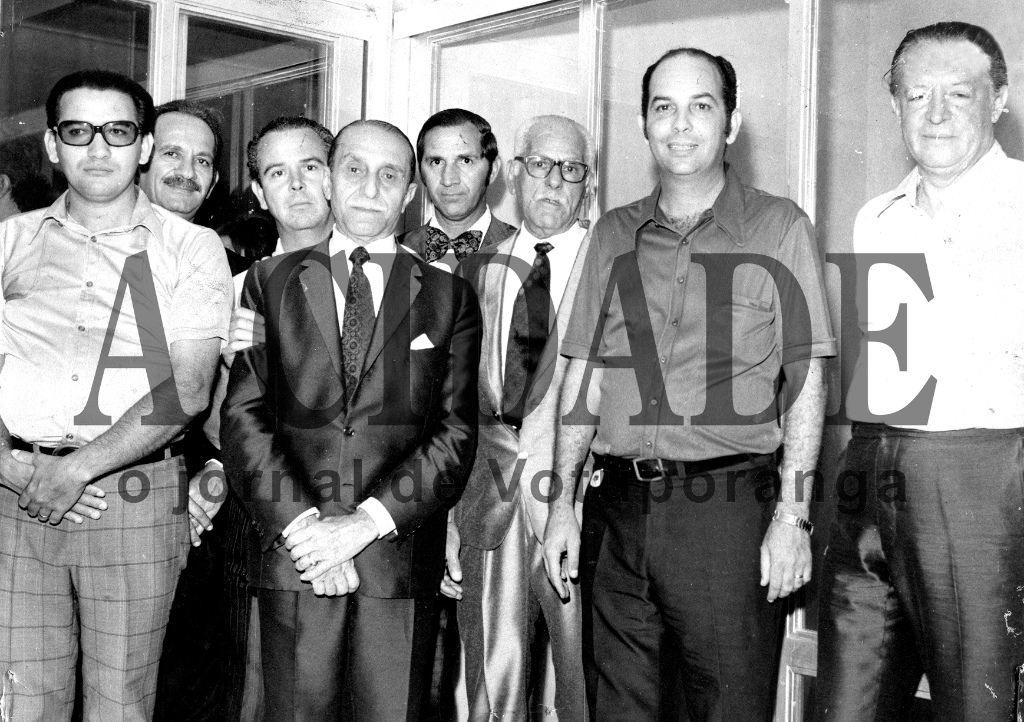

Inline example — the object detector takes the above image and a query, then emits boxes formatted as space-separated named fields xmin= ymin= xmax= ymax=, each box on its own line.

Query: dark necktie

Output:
xmin=341 ymin=246 xmax=374 ymax=402
xmin=502 ymin=242 xmax=554 ymax=428
xmin=424 ymin=227 xmax=483 ymax=262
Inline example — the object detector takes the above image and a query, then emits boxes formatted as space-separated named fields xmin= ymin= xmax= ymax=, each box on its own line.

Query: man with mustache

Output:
xmin=544 ymin=47 xmax=834 ymax=722
xmin=140 ymin=100 xmax=220 ymax=224
xmin=445 ymin=114 xmax=593 ymax=722
xmin=143 ymin=99 xmax=258 ymax=722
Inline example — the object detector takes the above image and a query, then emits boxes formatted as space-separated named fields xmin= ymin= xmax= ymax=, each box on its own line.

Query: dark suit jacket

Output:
xmin=221 ymin=240 xmax=480 ymax=597
xmin=454 ymin=229 xmax=592 ymax=550
xmin=400 ymin=215 xmax=517 ymax=259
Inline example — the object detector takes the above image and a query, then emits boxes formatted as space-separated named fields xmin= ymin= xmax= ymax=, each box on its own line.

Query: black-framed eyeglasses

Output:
xmin=54 ymin=121 xmax=141 ymax=147
xmin=514 ymin=155 xmax=589 ymax=184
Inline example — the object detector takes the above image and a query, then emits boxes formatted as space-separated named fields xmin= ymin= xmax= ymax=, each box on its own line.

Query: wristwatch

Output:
xmin=772 ymin=510 xmax=814 ymax=536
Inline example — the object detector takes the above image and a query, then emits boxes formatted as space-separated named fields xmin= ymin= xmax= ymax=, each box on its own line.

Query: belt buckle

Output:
xmin=631 ymin=457 xmax=665 ymax=481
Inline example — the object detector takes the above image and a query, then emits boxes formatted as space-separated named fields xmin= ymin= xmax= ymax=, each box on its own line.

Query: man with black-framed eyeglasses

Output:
xmin=0 ymin=69 xmax=231 ymax=722
xmin=443 ymin=114 xmax=594 ymax=722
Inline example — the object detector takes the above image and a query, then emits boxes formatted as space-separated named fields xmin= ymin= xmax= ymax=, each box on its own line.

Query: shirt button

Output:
xmin=660 ymin=356 xmax=667 ymax=363
xmin=650 ymin=398 xmax=658 ymax=406
xmin=343 ymin=426 xmax=355 ymax=436
xmin=671 ymin=319 xmax=679 ymax=326
xmin=86 ymin=281 xmax=93 ymax=288
xmin=71 ymin=374 xmax=78 ymax=381
xmin=65 ymin=433 xmax=73 ymax=440
xmin=89 ymin=236 xmax=97 ymax=243
xmin=676 ymin=276 xmax=684 ymax=284
xmin=681 ymin=239 xmax=689 ymax=246
xmin=645 ymin=441 xmax=653 ymax=448
xmin=77 ymin=325 xmax=85 ymax=332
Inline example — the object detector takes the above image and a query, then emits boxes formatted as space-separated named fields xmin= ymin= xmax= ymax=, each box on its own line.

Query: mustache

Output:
xmin=162 ymin=175 xmax=201 ymax=192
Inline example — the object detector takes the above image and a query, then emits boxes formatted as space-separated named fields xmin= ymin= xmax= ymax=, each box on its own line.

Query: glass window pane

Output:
xmin=433 ymin=11 xmax=583 ymax=227
xmin=185 ymin=16 xmax=364 ymax=233
xmin=0 ymin=0 xmax=150 ymax=214
xmin=601 ymin=0 xmax=790 ymax=211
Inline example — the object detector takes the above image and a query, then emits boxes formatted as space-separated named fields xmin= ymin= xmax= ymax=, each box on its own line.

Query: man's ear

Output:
xmin=992 ymin=84 xmax=1009 ymax=123
xmin=139 ymin=133 xmax=154 ymax=166
xmin=506 ymin=158 xmax=519 ymax=198
xmin=322 ymin=167 xmax=332 ymax=202
xmin=205 ymin=171 xmax=219 ymax=201
xmin=890 ymin=95 xmax=902 ymax=124
xmin=44 ymin=129 xmax=59 ymax=165
xmin=402 ymin=182 xmax=418 ymax=213
xmin=487 ymin=156 xmax=503 ymax=187
xmin=725 ymin=110 xmax=742 ymax=145
xmin=0 ymin=174 xmax=11 ymax=201
xmin=636 ymin=113 xmax=649 ymax=141
xmin=251 ymin=179 xmax=269 ymax=211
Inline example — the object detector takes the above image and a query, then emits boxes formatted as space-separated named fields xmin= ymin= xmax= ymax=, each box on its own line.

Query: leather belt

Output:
xmin=593 ymin=452 xmax=774 ymax=482
xmin=11 ymin=437 xmax=186 ymax=465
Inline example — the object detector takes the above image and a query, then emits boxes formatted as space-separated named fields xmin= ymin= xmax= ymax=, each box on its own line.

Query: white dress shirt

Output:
xmin=283 ymin=227 xmax=400 ymax=539
xmin=499 ymin=221 xmax=587 ymax=375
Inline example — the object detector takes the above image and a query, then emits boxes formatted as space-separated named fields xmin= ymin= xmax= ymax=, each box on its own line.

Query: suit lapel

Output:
xmin=360 ymin=248 xmax=422 ymax=379
xmin=298 ymin=240 xmax=343 ymax=375
xmin=481 ymin=233 xmax=519 ymax=417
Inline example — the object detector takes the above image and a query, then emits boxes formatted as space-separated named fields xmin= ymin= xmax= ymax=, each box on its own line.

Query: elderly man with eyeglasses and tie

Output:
xmin=443 ymin=114 xmax=595 ymax=722
xmin=0 ymin=69 xmax=231 ymax=722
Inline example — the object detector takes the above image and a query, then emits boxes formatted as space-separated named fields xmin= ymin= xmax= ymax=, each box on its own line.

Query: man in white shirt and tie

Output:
xmin=443 ymin=114 xmax=593 ymax=722
xmin=222 ymin=119 xmax=480 ymax=722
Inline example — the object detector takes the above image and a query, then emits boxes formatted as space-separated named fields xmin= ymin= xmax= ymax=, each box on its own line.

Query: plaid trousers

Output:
xmin=0 ymin=456 xmax=190 ymax=722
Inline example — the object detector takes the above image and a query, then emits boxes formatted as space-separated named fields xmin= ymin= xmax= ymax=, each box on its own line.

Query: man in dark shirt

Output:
xmin=543 ymin=47 xmax=835 ymax=722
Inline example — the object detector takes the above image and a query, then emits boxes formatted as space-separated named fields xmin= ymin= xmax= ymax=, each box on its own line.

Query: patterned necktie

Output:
xmin=501 ymin=242 xmax=554 ymax=428
xmin=424 ymin=227 xmax=483 ymax=262
xmin=341 ymin=246 xmax=374 ymax=402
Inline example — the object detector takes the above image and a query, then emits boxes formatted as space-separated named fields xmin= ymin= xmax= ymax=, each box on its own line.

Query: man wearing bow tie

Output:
xmin=221 ymin=119 xmax=480 ymax=722
xmin=443 ymin=114 xmax=593 ymax=722
xmin=401 ymin=108 xmax=516 ymax=264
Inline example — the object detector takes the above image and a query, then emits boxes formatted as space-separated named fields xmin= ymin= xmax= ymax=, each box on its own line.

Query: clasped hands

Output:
xmin=284 ymin=510 xmax=378 ymax=597
xmin=4 ymin=448 xmax=107 ymax=525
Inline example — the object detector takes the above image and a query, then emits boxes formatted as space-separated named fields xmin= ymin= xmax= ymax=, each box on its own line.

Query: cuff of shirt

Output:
xmin=358 ymin=498 xmax=397 ymax=538
xmin=205 ymin=458 xmax=223 ymax=469
xmin=281 ymin=507 xmax=320 ymax=538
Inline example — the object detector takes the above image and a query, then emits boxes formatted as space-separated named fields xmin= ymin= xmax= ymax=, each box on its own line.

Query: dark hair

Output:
xmin=46 ymin=69 xmax=155 ymax=136
xmin=415 ymin=108 xmax=498 ymax=171
xmin=155 ymin=100 xmax=224 ymax=167
xmin=641 ymin=48 xmax=738 ymax=136
xmin=0 ymin=140 xmax=54 ymax=213
xmin=247 ymin=116 xmax=334 ymax=182
xmin=328 ymin=120 xmax=416 ymax=184
xmin=887 ymin=21 xmax=1008 ymax=95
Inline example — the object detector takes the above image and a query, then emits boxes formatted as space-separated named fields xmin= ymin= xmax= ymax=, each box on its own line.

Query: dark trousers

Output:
xmin=257 ymin=588 xmax=435 ymax=722
xmin=581 ymin=459 xmax=783 ymax=722
xmin=154 ymin=491 xmax=252 ymax=722
xmin=815 ymin=423 xmax=1024 ymax=722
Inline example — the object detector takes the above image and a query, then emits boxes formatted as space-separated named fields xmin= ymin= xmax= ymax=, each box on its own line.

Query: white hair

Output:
xmin=512 ymin=115 xmax=596 ymax=166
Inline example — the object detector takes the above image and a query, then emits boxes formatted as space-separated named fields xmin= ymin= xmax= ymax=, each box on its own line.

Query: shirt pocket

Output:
xmin=730 ymin=293 xmax=776 ymax=370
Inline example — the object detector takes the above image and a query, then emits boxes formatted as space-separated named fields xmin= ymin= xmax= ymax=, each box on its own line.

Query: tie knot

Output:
xmin=350 ymin=246 xmax=370 ymax=267
xmin=535 ymin=242 xmax=553 ymax=256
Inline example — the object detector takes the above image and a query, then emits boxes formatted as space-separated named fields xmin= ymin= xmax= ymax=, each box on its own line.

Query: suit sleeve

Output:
xmin=221 ymin=264 xmax=319 ymax=551
xmin=374 ymin=272 xmax=481 ymax=540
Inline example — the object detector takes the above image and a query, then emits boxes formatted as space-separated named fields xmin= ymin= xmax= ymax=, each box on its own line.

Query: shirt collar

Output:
xmin=518 ymin=220 xmax=585 ymax=250
xmin=877 ymin=141 xmax=1008 ymax=218
xmin=637 ymin=164 xmax=746 ymax=246
xmin=328 ymin=226 xmax=398 ymax=261
xmin=428 ymin=206 xmax=492 ymax=237
xmin=40 ymin=186 xmax=161 ymax=242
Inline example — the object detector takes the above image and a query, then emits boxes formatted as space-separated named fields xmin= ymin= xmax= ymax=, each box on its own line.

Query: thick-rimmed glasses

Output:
xmin=514 ymin=155 xmax=589 ymax=184
xmin=54 ymin=121 xmax=141 ymax=147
